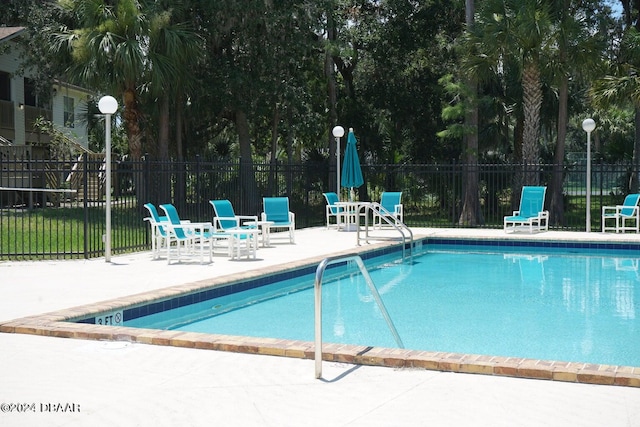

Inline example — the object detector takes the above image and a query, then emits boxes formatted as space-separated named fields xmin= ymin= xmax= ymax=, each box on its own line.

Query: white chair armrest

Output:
xmin=214 ymin=216 xmax=239 ymax=231
xmin=615 ymin=205 xmax=639 ymax=215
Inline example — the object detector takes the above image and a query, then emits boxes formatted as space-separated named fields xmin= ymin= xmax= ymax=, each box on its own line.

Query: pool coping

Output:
xmin=1 ymin=233 xmax=640 ymax=388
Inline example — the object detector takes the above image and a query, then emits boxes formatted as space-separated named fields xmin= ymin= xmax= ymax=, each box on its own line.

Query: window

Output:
xmin=0 ymin=72 xmax=10 ymax=101
xmin=63 ymin=96 xmax=75 ymax=128
xmin=24 ymin=78 xmax=37 ymax=107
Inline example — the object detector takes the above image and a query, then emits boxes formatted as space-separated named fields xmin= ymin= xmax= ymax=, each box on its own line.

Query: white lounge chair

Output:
xmin=322 ymin=192 xmax=346 ymax=229
xmin=159 ymin=204 xmax=215 ymax=264
xmin=504 ymin=186 xmax=549 ymax=233
xmin=261 ymin=197 xmax=295 ymax=244
xmin=373 ymin=191 xmax=403 ymax=228
xmin=143 ymin=203 xmax=169 ymax=259
xmin=209 ymin=199 xmax=259 ymax=258
xmin=602 ymin=193 xmax=640 ymax=233
xmin=210 ymin=199 xmax=258 ymax=231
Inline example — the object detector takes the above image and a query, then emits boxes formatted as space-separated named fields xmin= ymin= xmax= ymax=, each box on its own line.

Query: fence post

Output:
xmin=194 ymin=155 xmax=201 ymax=214
xmin=452 ymin=159 xmax=457 ymax=224
xmin=83 ymin=153 xmax=89 ymax=259
xmin=143 ymin=153 xmax=150 ymax=205
xmin=598 ymin=160 xmax=603 ymax=212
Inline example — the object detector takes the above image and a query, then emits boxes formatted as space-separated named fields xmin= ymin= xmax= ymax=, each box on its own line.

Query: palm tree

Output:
xmin=465 ymin=0 xmax=553 ymax=187
xmin=146 ymin=10 xmax=203 ymax=160
xmin=591 ymin=27 xmax=640 ymax=192
xmin=546 ymin=0 xmax=606 ymax=226
xmin=458 ymin=0 xmax=484 ymax=226
xmin=53 ymin=0 xmax=150 ymax=160
xmin=52 ymin=0 xmax=204 ymax=206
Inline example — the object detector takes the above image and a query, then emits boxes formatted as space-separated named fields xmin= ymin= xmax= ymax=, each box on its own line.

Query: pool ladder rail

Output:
xmin=314 ymin=254 xmax=404 ymax=379
xmin=354 ymin=202 xmax=414 ymax=262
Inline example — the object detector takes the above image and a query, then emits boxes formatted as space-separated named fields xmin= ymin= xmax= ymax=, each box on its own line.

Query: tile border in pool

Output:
xmin=426 ymin=236 xmax=640 ymax=253
xmin=1 ymin=235 xmax=639 ymax=388
xmin=69 ymin=240 xmax=406 ymax=325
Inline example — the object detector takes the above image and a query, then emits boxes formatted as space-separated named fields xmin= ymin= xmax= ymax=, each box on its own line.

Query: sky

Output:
xmin=608 ymin=0 xmax=623 ymax=18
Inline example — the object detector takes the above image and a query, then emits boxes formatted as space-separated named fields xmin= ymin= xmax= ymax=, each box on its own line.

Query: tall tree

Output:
xmin=547 ymin=0 xmax=607 ymax=226
xmin=145 ymin=2 xmax=203 ymax=160
xmin=326 ymin=5 xmax=340 ymax=195
xmin=458 ymin=0 xmax=484 ymax=226
xmin=53 ymin=0 xmax=150 ymax=161
xmin=344 ymin=0 xmax=463 ymax=164
xmin=466 ymin=0 xmax=553 ymax=186
xmin=194 ymin=0 xmax=326 ymax=209
xmin=591 ymin=26 xmax=640 ymax=192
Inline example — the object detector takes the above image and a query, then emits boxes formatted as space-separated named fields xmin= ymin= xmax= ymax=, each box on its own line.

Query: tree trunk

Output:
xmin=549 ymin=74 xmax=569 ymax=226
xmin=158 ymin=96 xmax=170 ymax=160
xmin=512 ymin=115 xmax=524 ymax=210
xmin=630 ymin=108 xmax=640 ymax=192
xmin=235 ymin=109 xmax=259 ymax=214
xmin=629 ymin=0 xmax=640 ymax=193
xmin=458 ymin=0 xmax=484 ymax=226
xmin=269 ymin=105 xmax=279 ymax=195
xmin=325 ymin=14 xmax=338 ymax=196
xmin=174 ymin=96 xmax=186 ymax=209
xmin=176 ymin=96 xmax=184 ymax=162
xmin=123 ymin=87 xmax=142 ymax=161
xmin=122 ymin=86 xmax=145 ymax=205
xmin=521 ymin=61 xmax=542 ymax=186
xmin=156 ymin=95 xmax=171 ymax=203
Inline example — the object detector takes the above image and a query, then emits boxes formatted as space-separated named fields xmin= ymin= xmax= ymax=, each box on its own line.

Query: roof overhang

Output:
xmin=0 ymin=27 xmax=26 ymax=44
xmin=53 ymin=80 xmax=96 ymax=97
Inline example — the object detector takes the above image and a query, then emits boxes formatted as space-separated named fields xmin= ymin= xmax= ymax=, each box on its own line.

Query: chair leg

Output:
xmin=228 ymin=235 xmax=237 ymax=259
xmin=166 ymin=238 xmax=173 ymax=264
xmin=250 ymin=234 xmax=257 ymax=258
xmin=151 ymin=227 xmax=157 ymax=258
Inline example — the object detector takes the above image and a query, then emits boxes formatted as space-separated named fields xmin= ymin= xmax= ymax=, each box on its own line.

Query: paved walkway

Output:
xmin=1 ymin=227 xmax=640 ymax=426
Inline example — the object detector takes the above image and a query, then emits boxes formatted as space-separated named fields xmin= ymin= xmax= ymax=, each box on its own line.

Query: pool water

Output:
xmin=126 ymin=247 xmax=640 ymax=367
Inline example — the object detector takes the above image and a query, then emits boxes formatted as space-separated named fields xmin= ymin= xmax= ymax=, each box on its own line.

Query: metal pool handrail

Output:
xmin=357 ymin=202 xmax=413 ymax=262
xmin=314 ymin=254 xmax=404 ymax=379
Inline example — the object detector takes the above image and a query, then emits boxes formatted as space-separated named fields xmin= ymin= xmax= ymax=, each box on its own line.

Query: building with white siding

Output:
xmin=0 ymin=26 xmax=92 ymax=149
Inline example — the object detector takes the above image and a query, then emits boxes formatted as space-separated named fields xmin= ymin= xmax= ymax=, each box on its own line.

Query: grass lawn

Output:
xmin=1 ymin=206 xmax=147 ymax=259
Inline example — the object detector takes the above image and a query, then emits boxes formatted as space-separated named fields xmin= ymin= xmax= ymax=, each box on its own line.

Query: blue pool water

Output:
xmin=125 ymin=245 xmax=640 ymax=367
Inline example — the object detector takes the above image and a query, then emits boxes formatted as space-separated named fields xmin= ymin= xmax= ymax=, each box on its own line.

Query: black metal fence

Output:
xmin=0 ymin=151 xmax=634 ymax=260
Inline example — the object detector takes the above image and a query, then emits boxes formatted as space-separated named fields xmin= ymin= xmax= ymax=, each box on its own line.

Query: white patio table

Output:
xmin=334 ymin=201 xmax=372 ymax=231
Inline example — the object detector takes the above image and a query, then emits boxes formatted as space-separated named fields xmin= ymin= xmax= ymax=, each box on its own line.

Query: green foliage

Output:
xmin=0 ymin=206 xmax=146 ymax=259
xmin=0 ymin=0 xmax=634 ymax=174
xmin=32 ymin=117 xmax=85 ymax=158
xmin=591 ymin=26 xmax=640 ymax=108
xmin=437 ymin=74 xmax=473 ymax=141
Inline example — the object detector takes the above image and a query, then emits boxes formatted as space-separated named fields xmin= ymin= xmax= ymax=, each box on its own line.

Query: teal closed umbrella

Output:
xmin=341 ymin=128 xmax=364 ymax=200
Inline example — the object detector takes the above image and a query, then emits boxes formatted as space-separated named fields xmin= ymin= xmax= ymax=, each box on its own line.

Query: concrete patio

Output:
xmin=1 ymin=227 xmax=640 ymax=426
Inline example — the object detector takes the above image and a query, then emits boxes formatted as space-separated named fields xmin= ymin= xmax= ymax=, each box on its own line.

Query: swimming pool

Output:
xmin=4 ymin=233 xmax=640 ymax=387
xmin=122 ymin=242 xmax=640 ymax=368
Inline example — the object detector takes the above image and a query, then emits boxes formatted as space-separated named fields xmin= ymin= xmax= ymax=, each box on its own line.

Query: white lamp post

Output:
xmin=332 ymin=125 xmax=345 ymax=198
xmin=98 ymin=95 xmax=118 ymax=262
xmin=582 ymin=118 xmax=596 ymax=233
